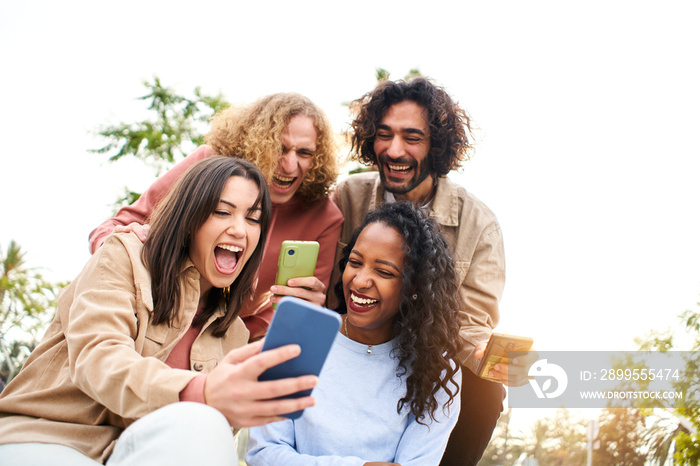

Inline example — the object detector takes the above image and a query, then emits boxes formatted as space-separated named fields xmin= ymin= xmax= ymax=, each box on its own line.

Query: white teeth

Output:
xmin=351 ymin=293 xmax=378 ymax=305
xmin=218 ymin=244 xmax=242 ymax=252
xmin=387 ymin=163 xmax=411 ymax=172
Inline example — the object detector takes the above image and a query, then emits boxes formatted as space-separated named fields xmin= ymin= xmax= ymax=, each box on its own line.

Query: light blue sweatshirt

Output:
xmin=247 ymin=333 xmax=461 ymax=466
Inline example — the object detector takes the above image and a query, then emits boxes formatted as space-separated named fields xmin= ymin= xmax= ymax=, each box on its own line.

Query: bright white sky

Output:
xmin=2 ymin=0 xmax=699 ymax=432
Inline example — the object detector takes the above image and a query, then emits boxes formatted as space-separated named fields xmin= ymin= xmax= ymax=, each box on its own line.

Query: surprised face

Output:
xmin=189 ymin=176 xmax=262 ymax=298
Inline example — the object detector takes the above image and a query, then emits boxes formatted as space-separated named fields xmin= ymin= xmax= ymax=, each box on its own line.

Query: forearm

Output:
xmin=456 ymin=227 xmax=505 ymax=372
xmin=394 ymin=370 xmax=461 ymax=465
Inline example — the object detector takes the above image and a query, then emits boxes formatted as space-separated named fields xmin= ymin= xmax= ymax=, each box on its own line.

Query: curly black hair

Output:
xmin=333 ymin=201 xmax=462 ymax=424
xmin=349 ymin=77 xmax=474 ymax=177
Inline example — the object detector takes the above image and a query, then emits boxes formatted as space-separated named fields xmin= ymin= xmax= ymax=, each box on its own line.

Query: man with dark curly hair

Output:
xmin=330 ymin=77 xmax=517 ymax=465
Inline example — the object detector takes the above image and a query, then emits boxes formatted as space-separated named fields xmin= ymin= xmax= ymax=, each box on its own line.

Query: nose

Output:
xmin=386 ymin=136 xmax=405 ymax=159
xmin=278 ymin=149 xmax=298 ymax=173
xmin=353 ymin=268 xmax=372 ymax=290
xmin=226 ymin=215 xmax=246 ymax=238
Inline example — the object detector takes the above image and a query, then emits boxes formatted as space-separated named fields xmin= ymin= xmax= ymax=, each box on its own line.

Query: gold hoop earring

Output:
xmin=223 ymin=286 xmax=230 ymax=312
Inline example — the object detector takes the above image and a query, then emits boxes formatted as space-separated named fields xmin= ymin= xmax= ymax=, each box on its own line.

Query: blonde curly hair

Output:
xmin=205 ymin=93 xmax=339 ymax=202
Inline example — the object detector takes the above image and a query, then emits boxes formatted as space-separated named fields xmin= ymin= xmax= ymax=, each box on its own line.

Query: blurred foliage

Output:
xmin=0 ymin=241 xmax=65 ymax=387
xmin=535 ymin=408 xmax=587 ymax=465
xmin=375 ymin=67 xmax=422 ymax=83
xmin=477 ymin=405 xmax=697 ymax=465
xmin=480 ymin=408 xmax=525 ymax=465
xmin=593 ymin=408 xmax=647 ymax=465
xmin=91 ymin=76 xmax=229 ymax=173
xmin=631 ymin=300 xmax=700 ymax=464
xmin=481 ymin=408 xmax=587 ymax=465
xmin=91 ymin=77 xmax=230 ymax=210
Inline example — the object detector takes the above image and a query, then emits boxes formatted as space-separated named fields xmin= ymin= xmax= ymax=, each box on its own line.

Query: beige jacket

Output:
xmin=0 ymin=233 xmax=249 ymax=462
xmin=330 ymin=172 xmax=505 ymax=373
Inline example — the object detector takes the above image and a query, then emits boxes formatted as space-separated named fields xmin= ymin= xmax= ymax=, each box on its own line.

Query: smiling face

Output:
xmin=374 ymin=100 xmax=434 ymax=204
xmin=342 ymin=222 xmax=406 ymax=345
xmin=269 ymin=114 xmax=317 ymax=205
xmin=189 ymin=176 xmax=262 ymax=299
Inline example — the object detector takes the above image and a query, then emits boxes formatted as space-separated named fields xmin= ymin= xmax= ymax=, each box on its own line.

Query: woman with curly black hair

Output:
xmin=247 ymin=201 xmax=463 ymax=465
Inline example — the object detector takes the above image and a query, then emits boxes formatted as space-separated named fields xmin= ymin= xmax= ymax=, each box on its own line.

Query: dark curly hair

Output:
xmin=333 ymin=201 xmax=462 ymax=424
xmin=349 ymin=77 xmax=474 ymax=177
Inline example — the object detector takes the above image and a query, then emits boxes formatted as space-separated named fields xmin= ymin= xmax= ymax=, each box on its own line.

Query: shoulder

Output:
xmin=63 ymin=233 xmax=146 ymax=311
xmin=335 ymin=171 xmax=380 ymax=194
xmin=435 ymin=176 xmax=501 ymax=232
xmin=188 ymin=144 xmax=217 ymax=161
xmin=171 ymin=145 xmax=217 ymax=173
xmin=332 ymin=172 xmax=380 ymax=211
xmin=94 ymin=232 xmax=149 ymax=282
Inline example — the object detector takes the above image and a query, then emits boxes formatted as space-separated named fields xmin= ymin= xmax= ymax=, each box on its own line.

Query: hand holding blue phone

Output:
xmin=258 ymin=296 xmax=342 ymax=419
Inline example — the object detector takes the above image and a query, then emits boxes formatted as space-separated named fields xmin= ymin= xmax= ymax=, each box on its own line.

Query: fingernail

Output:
xmin=270 ymin=286 xmax=278 ymax=293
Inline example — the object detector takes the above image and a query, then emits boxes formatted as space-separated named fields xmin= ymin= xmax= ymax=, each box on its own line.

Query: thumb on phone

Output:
xmin=474 ymin=341 xmax=489 ymax=359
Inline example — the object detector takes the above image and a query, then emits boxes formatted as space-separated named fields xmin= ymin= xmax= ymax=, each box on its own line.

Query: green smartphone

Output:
xmin=272 ymin=240 xmax=320 ymax=309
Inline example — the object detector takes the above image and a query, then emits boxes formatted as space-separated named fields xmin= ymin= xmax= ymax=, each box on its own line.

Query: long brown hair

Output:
xmin=142 ymin=157 xmax=271 ymax=337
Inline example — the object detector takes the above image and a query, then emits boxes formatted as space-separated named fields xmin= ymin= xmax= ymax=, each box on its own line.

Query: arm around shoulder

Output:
xmin=88 ymin=145 xmax=216 ymax=253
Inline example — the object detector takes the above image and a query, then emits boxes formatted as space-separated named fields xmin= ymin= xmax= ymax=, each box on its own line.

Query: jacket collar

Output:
xmin=370 ymin=174 xmax=460 ymax=228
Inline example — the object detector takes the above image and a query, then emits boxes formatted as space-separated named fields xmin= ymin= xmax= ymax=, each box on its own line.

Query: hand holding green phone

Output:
xmin=272 ymin=240 xmax=319 ymax=309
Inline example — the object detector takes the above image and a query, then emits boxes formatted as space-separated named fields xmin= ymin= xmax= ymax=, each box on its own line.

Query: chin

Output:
xmin=270 ymin=191 xmax=295 ymax=204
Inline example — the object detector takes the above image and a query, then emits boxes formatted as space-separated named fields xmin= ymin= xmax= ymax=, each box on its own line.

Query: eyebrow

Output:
xmin=350 ymin=249 xmax=401 ymax=273
xmin=282 ymin=143 xmax=316 ymax=153
xmin=377 ymin=123 xmax=426 ymax=137
xmin=220 ymin=200 xmax=262 ymax=212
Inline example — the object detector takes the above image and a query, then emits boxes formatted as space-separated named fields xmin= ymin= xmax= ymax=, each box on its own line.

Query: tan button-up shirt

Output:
xmin=0 ymin=233 xmax=249 ymax=462
xmin=330 ymin=172 xmax=505 ymax=373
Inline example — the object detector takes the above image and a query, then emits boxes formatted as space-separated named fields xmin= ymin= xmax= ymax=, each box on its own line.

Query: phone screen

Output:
xmin=477 ymin=333 xmax=533 ymax=382
xmin=259 ymin=297 xmax=341 ymax=419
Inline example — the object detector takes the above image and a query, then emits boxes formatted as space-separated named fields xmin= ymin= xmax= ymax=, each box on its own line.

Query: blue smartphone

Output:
xmin=258 ymin=296 xmax=342 ymax=419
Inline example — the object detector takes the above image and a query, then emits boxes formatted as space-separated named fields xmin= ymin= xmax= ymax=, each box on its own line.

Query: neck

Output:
xmin=393 ymin=174 xmax=437 ymax=206
xmin=342 ymin=315 xmax=392 ymax=346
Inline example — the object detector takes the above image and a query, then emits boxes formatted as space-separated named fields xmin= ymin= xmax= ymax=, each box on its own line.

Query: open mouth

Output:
xmin=272 ymin=174 xmax=297 ymax=190
xmin=214 ymin=244 xmax=242 ymax=274
xmin=350 ymin=292 xmax=378 ymax=309
xmin=386 ymin=162 xmax=412 ymax=174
